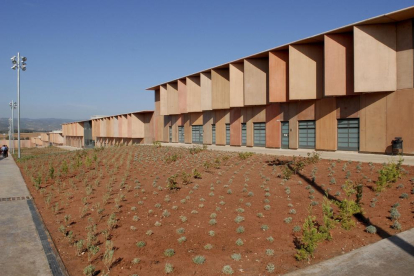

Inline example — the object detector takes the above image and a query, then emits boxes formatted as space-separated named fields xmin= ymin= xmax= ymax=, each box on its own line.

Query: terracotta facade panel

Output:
xmin=230 ymin=107 xmax=242 ymax=146
xmin=269 ymin=51 xmax=289 ymax=102
xmin=200 ymin=72 xmax=212 ymax=111
xmin=244 ymin=58 xmax=268 ymax=106
xmin=316 ymin=98 xmax=337 ymax=151
xmin=187 ymin=76 xmax=202 ymax=112
xmin=229 ymin=63 xmax=244 ymax=107
xmin=211 ymin=69 xmax=230 ymax=110
xmin=265 ymin=103 xmax=282 ymax=148
xmin=178 ymin=79 xmax=187 ymax=114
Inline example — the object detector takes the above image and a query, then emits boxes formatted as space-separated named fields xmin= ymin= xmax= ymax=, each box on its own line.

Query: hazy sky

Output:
xmin=0 ymin=0 xmax=412 ymax=120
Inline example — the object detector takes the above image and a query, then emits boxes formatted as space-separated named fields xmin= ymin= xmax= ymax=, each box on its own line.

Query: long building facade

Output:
xmin=62 ymin=110 xmax=154 ymax=148
xmin=146 ymin=7 xmax=414 ymax=155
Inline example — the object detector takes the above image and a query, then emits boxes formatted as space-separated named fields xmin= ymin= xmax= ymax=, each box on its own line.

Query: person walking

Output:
xmin=1 ymin=145 xmax=8 ymax=158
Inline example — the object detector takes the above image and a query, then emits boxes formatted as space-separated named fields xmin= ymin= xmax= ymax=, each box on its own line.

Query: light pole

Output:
xmin=11 ymin=53 xmax=27 ymax=158
xmin=9 ymin=101 xmax=17 ymax=154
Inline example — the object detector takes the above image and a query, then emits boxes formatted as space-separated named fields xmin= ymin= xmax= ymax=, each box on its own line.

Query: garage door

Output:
xmin=254 ymin=123 xmax=266 ymax=147
xmin=337 ymin=119 xmax=359 ymax=151
xmin=178 ymin=126 xmax=184 ymax=143
xmin=212 ymin=124 xmax=216 ymax=144
xmin=299 ymin=121 xmax=315 ymax=149
xmin=281 ymin=121 xmax=289 ymax=149
xmin=241 ymin=123 xmax=246 ymax=146
xmin=192 ymin=125 xmax=203 ymax=144
xmin=226 ymin=124 xmax=230 ymax=145
xmin=169 ymin=126 xmax=172 ymax=143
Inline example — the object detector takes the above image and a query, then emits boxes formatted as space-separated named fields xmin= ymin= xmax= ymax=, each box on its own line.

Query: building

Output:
xmin=146 ymin=6 xmax=414 ymax=155
xmin=62 ymin=110 xmax=154 ymax=148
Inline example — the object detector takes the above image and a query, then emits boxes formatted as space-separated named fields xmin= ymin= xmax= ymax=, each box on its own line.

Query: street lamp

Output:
xmin=11 ymin=53 xmax=27 ymax=158
xmin=9 ymin=101 xmax=17 ymax=154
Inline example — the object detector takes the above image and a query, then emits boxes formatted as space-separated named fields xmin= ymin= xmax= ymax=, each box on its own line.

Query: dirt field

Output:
xmin=15 ymin=145 xmax=414 ymax=276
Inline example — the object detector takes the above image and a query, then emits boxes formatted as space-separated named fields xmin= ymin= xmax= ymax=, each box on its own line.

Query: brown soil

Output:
xmin=15 ymin=145 xmax=414 ymax=276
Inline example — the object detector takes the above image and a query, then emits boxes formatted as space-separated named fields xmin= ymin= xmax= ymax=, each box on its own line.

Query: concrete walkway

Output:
xmin=0 ymin=155 xmax=56 ymax=276
xmin=160 ymin=143 xmax=414 ymax=165
xmin=285 ymin=227 xmax=414 ymax=276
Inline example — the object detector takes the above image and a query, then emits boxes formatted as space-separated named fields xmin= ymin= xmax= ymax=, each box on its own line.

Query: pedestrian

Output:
xmin=1 ymin=145 xmax=8 ymax=158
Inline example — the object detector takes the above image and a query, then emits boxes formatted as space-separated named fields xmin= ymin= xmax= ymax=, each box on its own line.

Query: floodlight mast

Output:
xmin=10 ymin=52 xmax=27 ymax=158
xmin=9 ymin=100 xmax=17 ymax=154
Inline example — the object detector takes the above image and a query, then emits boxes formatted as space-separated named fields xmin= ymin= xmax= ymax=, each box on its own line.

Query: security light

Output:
xmin=11 ymin=65 xmax=17 ymax=70
xmin=11 ymin=56 xmax=16 ymax=61
xmin=22 ymin=67 xmax=26 ymax=71
xmin=21 ymin=57 xmax=27 ymax=62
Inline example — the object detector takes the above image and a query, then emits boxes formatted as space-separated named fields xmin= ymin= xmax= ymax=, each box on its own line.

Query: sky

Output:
xmin=0 ymin=0 xmax=412 ymax=120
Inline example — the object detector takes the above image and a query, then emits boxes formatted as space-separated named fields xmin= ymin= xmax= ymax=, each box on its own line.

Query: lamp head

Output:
xmin=11 ymin=65 xmax=17 ymax=70
xmin=21 ymin=56 xmax=27 ymax=62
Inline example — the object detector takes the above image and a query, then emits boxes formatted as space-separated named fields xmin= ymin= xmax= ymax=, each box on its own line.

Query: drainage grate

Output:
xmin=0 ymin=196 xmax=32 ymax=201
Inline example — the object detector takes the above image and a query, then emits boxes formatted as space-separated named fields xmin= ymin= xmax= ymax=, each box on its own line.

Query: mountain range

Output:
xmin=0 ymin=118 xmax=80 ymax=133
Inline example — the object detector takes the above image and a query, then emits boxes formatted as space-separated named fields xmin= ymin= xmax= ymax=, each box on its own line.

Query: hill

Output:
xmin=0 ymin=118 xmax=80 ymax=133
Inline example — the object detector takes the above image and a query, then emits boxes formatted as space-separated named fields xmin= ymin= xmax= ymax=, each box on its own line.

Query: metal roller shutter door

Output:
xmin=254 ymin=123 xmax=266 ymax=147
xmin=169 ymin=126 xmax=172 ymax=143
xmin=337 ymin=119 xmax=359 ymax=151
xmin=212 ymin=125 xmax=216 ymax=144
xmin=241 ymin=123 xmax=246 ymax=146
xmin=178 ymin=126 xmax=184 ymax=143
xmin=192 ymin=125 xmax=203 ymax=144
xmin=298 ymin=121 xmax=315 ymax=149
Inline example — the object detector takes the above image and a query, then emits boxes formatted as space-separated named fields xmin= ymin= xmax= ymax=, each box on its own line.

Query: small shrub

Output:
xmin=178 ymin=236 xmax=187 ymax=244
xmin=164 ymin=248 xmax=175 ymax=257
xmin=222 ymin=265 xmax=234 ymax=275
xmin=266 ymin=236 xmax=274 ymax=243
xmin=234 ymin=215 xmax=245 ymax=224
xmin=400 ymin=193 xmax=409 ymax=199
xmin=204 ymin=243 xmax=213 ymax=250
xmin=366 ymin=225 xmax=377 ymax=234
xmin=266 ymin=263 xmax=275 ymax=273
xmin=261 ymin=225 xmax=269 ymax=231
xmin=132 ymin=258 xmax=140 ymax=264
xmin=193 ymin=255 xmax=206 ymax=264
xmin=375 ymin=158 xmax=404 ymax=192
xmin=165 ymin=263 xmax=174 ymax=274
xmin=235 ymin=238 xmax=244 ymax=246
xmin=392 ymin=221 xmax=402 ymax=230
xmin=236 ymin=226 xmax=245 ymax=233
xmin=239 ymin=152 xmax=254 ymax=160
xmin=208 ymin=230 xmax=215 ymax=237
xmin=193 ymin=169 xmax=202 ymax=179
xmin=284 ymin=217 xmax=293 ymax=224
xmin=231 ymin=253 xmax=241 ymax=261
xmin=83 ymin=265 xmax=95 ymax=276
xmin=209 ymin=219 xmax=217 ymax=225
xmin=265 ymin=249 xmax=275 ymax=256
xmin=136 ymin=241 xmax=146 ymax=248
xmin=390 ymin=208 xmax=401 ymax=221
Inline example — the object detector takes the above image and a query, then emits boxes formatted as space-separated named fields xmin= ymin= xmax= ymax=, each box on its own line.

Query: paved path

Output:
xmin=285 ymin=227 xmax=414 ymax=276
xmin=0 ymin=155 xmax=58 ymax=276
xmin=160 ymin=143 xmax=414 ymax=165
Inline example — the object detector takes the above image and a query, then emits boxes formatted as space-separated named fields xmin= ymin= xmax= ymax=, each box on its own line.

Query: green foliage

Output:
xmin=48 ymin=165 xmax=55 ymax=179
xmin=282 ymin=165 xmax=293 ymax=180
xmin=61 ymin=160 xmax=68 ymax=174
xmin=165 ymin=263 xmax=174 ymax=274
xmin=222 ymin=265 xmax=234 ymax=275
xmin=107 ymin=213 xmax=117 ymax=229
xmin=153 ymin=141 xmax=162 ymax=148
xmin=192 ymin=255 xmax=206 ymax=264
xmin=166 ymin=174 xmax=178 ymax=190
xmin=83 ymin=265 xmax=95 ymax=276
xmin=165 ymin=154 xmax=180 ymax=163
xmin=319 ymin=196 xmax=338 ymax=240
xmin=192 ymin=169 xmax=202 ymax=179
xmin=164 ymin=248 xmax=175 ymax=257
xmin=266 ymin=263 xmax=276 ymax=273
xmin=366 ymin=225 xmax=377 ymax=234
xmin=231 ymin=253 xmax=241 ymax=261
xmin=238 ymin=152 xmax=254 ymax=160
xmin=295 ymin=208 xmax=325 ymax=261
xmin=189 ymin=145 xmax=205 ymax=154
xmin=375 ymin=158 xmax=404 ymax=192
xmin=136 ymin=241 xmax=146 ymax=248
xmin=332 ymin=181 xmax=362 ymax=230
xmin=181 ymin=172 xmax=192 ymax=185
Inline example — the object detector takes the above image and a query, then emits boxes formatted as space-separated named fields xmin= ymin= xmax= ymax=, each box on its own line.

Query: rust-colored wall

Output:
xmin=244 ymin=58 xmax=269 ymax=106
xmin=163 ymin=116 xmax=171 ymax=143
xmin=269 ymin=51 xmax=289 ymax=103
xmin=171 ymin=115 xmax=179 ymax=143
xmin=229 ymin=63 xmax=244 ymax=107
xmin=190 ymin=112 xmax=203 ymax=125
xmin=167 ymin=82 xmax=179 ymax=115
xmin=397 ymin=20 xmax=414 ymax=90
xmin=360 ymin=93 xmax=389 ymax=153
xmin=215 ymin=110 xmax=228 ymax=146
xmin=203 ymin=111 xmax=214 ymax=145
xmin=336 ymin=96 xmax=360 ymax=119
xmin=211 ymin=68 xmax=230 ymax=110
xmin=316 ymin=98 xmax=337 ymax=151
xmin=325 ymin=33 xmax=354 ymax=96
xmin=183 ymin=114 xmax=191 ymax=144
xmin=178 ymin=79 xmax=187 ymax=114
xmin=289 ymin=44 xmax=324 ymax=100
xmin=200 ymin=72 xmax=212 ymax=111
xmin=266 ymin=103 xmax=282 ymax=148
xmin=354 ymin=24 xmax=397 ymax=93
xmin=187 ymin=76 xmax=202 ymax=113
xmin=230 ymin=107 xmax=242 ymax=146
xmin=386 ymin=89 xmax=414 ymax=154
xmin=160 ymin=85 xmax=168 ymax=116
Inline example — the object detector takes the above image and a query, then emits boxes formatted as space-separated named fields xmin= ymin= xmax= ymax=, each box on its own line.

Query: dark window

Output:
xmin=226 ymin=124 xmax=230 ymax=145
xmin=337 ymin=119 xmax=359 ymax=151
xmin=178 ymin=126 xmax=184 ymax=143
xmin=298 ymin=121 xmax=315 ymax=149
xmin=169 ymin=126 xmax=172 ymax=143
xmin=192 ymin=125 xmax=203 ymax=144
xmin=241 ymin=123 xmax=246 ymax=146
xmin=253 ymin=122 xmax=266 ymax=147
xmin=212 ymin=124 xmax=216 ymax=144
